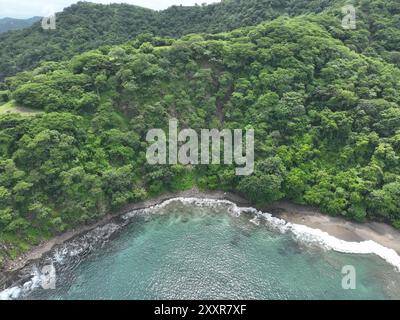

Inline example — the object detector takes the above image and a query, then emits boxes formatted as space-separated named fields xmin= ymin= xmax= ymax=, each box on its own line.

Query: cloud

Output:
xmin=0 ymin=0 xmax=219 ymax=18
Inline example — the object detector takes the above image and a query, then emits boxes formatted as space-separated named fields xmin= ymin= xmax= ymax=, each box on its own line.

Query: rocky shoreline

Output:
xmin=2 ymin=188 xmax=400 ymax=290
xmin=0 ymin=189 xmax=249 ymax=289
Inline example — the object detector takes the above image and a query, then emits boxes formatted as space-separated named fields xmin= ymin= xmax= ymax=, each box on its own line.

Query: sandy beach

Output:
xmin=266 ymin=201 xmax=400 ymax=255
xmin=2 ymin=188 xmax=400 ymax=288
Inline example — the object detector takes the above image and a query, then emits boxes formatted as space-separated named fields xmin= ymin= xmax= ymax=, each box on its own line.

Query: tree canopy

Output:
xmin=1 ymin=0 xmax=399 ymax=81
xmin=0 ymin=0 xmax=400 ymax=267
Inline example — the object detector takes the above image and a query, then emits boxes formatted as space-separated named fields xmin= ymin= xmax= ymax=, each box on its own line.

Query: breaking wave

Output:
xmin=0 ymin=223 xmax=122 ymax=300
xmin=2 ymin=197 xmax=400 ymax=300
xmin=124 ymin=197 xmax=400 ymax=272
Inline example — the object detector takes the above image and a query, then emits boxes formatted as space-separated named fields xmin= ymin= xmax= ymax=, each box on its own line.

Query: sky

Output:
xmin=0 ymin=0 xmax=220 ymax=19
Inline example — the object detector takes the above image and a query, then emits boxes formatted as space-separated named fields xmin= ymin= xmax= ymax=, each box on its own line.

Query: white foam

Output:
xmin=0 ymin=286 xmax=21 ymax=300
xmin=0 ymin=266 xmax=43 ymax=300
xmin=2 ymin=196 xmax=400 ymax=299
xmin=289 ymin=223 xmax=400 ymax=271
xmin=0 ymin=223 xmax=121 ymax=300
xmin=124 ymin=197 xmax=400 ymax=272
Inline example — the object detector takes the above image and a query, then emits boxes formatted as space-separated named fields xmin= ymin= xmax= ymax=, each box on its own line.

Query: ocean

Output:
xmin=2 ymin=198 xmax=400 ymax=300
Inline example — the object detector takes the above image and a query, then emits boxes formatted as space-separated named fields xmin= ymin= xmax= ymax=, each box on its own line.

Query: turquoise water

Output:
xmin=27 ymin=201 xmax=400 ymax=300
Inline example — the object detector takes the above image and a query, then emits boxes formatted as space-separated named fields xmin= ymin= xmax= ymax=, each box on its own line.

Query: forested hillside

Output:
xmin=0 ymin=3 xmax=158 ymax=81
xmin=0 ymin=0 xmax=328 ymax=80
xmin=0 ymin=17 xmax=41 ymax=34
xmin=1 ymin=0 xmax=399 ymax=82
xmin=1 ymin=13 xmax=400 ymax=266
xmin=311 ymin=0 xmax=400 ymax=66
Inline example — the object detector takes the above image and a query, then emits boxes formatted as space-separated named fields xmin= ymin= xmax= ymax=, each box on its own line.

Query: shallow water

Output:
xmin=17 ymin=200 xmax=400 ymax=299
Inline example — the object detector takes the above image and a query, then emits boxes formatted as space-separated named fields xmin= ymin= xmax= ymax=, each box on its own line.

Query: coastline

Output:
xmin=264 ymin=201 xmax=400 ymax=255
xmin=1 ymin=188 xmax=249 ymax=286
xmin=2 ymin=188 xmax=400 ymax=288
